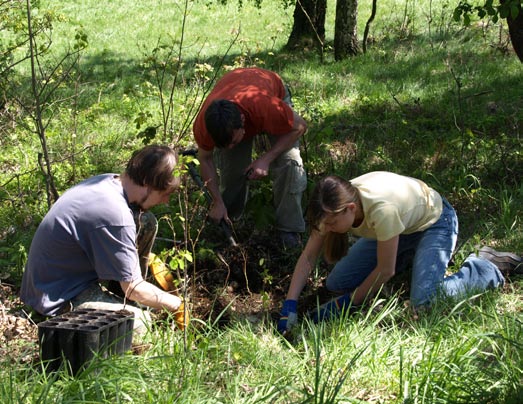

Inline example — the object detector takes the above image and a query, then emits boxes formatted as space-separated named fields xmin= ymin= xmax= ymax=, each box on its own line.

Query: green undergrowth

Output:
xmin=3 ymin=292 xmax=522 ymax=403
xmin=1 ymin=0 xmax=522 ymax=402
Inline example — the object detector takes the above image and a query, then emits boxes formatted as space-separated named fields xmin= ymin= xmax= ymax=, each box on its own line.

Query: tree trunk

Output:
xmin=503 ymin=0 xmax=523 ymax=62
xmin=334 ymin=0 xmax=359 ymax=60
xmin=286 ymin=0 xmax=327 ymax=50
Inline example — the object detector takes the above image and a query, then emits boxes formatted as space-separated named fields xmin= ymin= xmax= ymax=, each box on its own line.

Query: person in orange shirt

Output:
xmin=192 ymin=68 xmax=308 ymax=247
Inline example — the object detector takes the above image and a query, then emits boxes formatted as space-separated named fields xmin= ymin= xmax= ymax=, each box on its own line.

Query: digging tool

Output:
xmin=181 ymin=149 xmax=238 ymax=247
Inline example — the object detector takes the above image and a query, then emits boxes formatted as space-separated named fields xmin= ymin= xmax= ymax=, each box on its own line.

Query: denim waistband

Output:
xmin=441 ymin=196 xmax=453 ymax=210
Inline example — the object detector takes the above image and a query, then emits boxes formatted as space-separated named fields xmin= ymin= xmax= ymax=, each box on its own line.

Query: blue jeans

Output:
xmin=326 ymin=198 xmax=505 ymax=307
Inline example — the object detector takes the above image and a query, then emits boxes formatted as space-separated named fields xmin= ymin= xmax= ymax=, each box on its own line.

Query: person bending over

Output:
xmin=192 ymin=67 xmax=308 ymax=248
xmin=21 ymin=145 xmax=184 ymax=336
xmin=278 ymin=171 xmax=522 ymax=333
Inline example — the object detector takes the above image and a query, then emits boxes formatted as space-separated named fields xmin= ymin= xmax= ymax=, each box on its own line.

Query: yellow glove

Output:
xmin=174 ymin=302 xmax=190 ymax=331
xmin=149 ymin=253 xmax=189 ymax=330
xmin=149 ymin=252 xmax=175 ymax=291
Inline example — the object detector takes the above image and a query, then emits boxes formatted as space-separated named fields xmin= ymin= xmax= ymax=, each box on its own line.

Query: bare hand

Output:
xmin=245 ymin=158 xmax=270 ymax=180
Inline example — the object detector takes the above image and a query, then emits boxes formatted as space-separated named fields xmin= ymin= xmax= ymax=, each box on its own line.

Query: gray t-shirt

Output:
xmin=20 ymin=174 xmax=141 ymax=316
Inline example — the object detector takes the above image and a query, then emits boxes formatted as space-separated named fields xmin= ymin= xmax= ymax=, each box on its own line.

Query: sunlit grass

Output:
xmin=2 ymin=292 xmax=521 ymax=403
xmin=1 ymin=0 xmax=522 ymax=402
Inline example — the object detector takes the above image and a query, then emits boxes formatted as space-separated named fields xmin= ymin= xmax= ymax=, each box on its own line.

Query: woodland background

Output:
xmin=0 ymin=0 xmax=522 ymax=402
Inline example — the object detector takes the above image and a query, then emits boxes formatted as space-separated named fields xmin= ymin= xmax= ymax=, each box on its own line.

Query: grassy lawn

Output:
xmin=1 ymin=0 xmax=522 ymax=402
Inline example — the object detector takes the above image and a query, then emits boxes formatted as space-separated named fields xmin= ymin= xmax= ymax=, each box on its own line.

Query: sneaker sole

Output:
xmin=478 ymin=246 xmax=523 ymax=274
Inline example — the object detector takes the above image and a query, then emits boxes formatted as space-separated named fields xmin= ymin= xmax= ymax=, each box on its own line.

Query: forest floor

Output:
xmin=2 ymin=218 xmax=517 ymax=366
xmin=0 ymin=220 xmax=341 ymax=365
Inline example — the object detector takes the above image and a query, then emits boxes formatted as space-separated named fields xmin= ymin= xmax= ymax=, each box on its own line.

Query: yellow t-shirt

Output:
xmin=350 ymin=172 xmax=443 ymax=241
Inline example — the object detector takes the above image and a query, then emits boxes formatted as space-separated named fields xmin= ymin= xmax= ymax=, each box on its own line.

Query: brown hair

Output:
xmin=308 ymin=175 xmax=360 ymax=263
xmin=125 ymin=145 xmax=180 ymax=191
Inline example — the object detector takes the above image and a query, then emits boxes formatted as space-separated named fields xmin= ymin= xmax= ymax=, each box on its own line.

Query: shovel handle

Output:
xmin=181 ymin=149 xmax=237 ymax=247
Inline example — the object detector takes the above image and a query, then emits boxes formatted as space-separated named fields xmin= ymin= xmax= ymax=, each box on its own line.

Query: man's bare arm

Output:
xmin=197 ymin=147 xmax=229 ymax=223
xmin=120 ymin=279 xmax=181 ymax=312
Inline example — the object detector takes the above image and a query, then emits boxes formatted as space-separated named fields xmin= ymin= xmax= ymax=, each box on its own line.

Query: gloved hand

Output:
xmin=308 ymin=293 xmax=356 ymax=323
xmin=149 ymin=253 xmax=175 ymax=291
xmin=277 ymin=299 xmax=298 ymax=334
xmin=174 ymin=301 xmax=190 ymax=331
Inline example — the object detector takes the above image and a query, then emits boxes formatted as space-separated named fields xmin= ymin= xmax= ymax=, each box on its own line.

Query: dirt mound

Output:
xmin=0 ymin=282 xmax=39 ymax=364
xmin=0 ymin=225 xmax=335 ymax=364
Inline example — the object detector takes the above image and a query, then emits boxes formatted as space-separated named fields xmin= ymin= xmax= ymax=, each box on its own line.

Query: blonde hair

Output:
xmin=308 ymin=175 xmax=359 ymax=263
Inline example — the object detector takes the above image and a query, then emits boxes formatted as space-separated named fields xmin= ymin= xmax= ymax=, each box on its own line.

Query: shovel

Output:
xmin=181 ymin=149 xmax=238 ymax=247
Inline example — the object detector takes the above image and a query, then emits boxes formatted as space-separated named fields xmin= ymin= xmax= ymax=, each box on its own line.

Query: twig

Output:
xmin=363 ymin=0 xmax=378 ymax=53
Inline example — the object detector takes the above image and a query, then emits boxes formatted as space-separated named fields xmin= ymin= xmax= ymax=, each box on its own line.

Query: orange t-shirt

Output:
xmin=193 ymin=68 xmax=295 ymax=151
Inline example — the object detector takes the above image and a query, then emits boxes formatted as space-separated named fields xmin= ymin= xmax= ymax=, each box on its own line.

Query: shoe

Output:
xmin=478 ymin=246 xmax=523 ymax=275
xmin=280 ymin=231 xmax=301 ymax=249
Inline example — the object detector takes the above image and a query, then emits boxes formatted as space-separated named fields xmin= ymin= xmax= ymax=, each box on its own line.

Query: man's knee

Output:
xmin=136 ymin=211 xmax=158 ymax=234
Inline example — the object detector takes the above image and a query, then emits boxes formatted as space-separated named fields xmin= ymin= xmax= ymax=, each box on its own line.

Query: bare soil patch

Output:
xmin=0 ymin=223 xmax=333 ymax=364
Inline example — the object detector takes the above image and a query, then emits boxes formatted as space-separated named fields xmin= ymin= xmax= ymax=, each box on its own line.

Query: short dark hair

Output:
xmin=204 ymin=99 xmax=242 ymax=148
xmin=125 ymin=145 xmax=180 ymax=191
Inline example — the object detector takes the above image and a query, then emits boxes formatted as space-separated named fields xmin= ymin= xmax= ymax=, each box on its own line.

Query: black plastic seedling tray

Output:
xmin=38 ymin=308 xmax=134 ymax=374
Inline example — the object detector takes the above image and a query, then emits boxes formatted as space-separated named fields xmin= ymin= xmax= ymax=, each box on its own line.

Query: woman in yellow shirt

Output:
xmin=278 ymin=172 xmax=522 ymax=334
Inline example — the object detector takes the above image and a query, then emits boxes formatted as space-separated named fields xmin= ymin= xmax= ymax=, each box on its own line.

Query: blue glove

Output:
xmin=308 ymin=293 xmax=356 ymax=323
xmin=277 ymin=299 xmax=298 ymax=334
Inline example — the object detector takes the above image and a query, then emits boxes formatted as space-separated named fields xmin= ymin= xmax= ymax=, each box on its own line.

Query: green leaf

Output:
xmin=452 ymin=8 xmax=462 ymax=21
xmin=511 ymin=5 xmax=520 ymax=19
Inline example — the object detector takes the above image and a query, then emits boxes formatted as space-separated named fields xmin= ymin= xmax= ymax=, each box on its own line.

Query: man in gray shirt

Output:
xmin=21 ymin=145 xmax=184 ymax=335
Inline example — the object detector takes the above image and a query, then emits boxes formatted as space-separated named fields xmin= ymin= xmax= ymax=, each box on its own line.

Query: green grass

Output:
xmin=3 ymin=295 xmax=523 ymax=403
xmin=1 ymin=0 xmax=523 ymax=402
